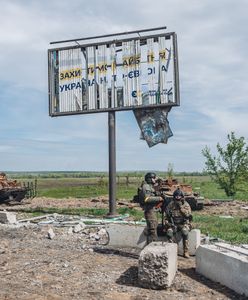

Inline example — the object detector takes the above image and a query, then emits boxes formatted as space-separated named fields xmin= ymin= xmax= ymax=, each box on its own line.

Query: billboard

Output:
xmin=48 ymin=31 xmax=179 ymax=116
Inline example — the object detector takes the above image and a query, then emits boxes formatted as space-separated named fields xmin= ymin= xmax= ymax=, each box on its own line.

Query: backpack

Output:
xmin=132 ymin=183 xmax=145 ymax=207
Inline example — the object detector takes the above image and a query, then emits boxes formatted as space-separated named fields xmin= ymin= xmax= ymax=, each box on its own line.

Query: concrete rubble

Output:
xmin=0 ymin=211 xmax=17 ymax=224
xmin=138 ymin=242 xmax=177 ymax=289
xmin=0 ymin=212 xmax=111 ymax=244
xmin=47 ymin=227 xmax=55 ymax=239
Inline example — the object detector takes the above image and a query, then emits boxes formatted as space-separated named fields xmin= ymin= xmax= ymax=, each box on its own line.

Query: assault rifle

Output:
xmin=154 ymin=193 xmax=178 ymax=235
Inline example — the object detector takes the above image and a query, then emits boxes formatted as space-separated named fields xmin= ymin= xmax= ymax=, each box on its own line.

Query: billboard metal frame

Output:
xmin=48 ymin=28 xmax=180 ymax=117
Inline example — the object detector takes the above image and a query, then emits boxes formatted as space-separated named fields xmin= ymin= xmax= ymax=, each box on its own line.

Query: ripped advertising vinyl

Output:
xmin=133 ymin=107 xmax=173 ymax=147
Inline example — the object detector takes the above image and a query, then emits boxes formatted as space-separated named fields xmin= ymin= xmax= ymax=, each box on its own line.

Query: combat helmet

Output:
xmin=173 ymin=188 xmax=184 ymax=199
xmin=144 ymin=172 xmax=156 ymax=184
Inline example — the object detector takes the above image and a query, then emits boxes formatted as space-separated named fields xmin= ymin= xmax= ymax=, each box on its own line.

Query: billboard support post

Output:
xmin=108 ymin=111 xmax=117 ymax=216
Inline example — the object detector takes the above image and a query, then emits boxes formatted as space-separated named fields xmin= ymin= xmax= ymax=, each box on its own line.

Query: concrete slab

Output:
xmin=196 ymin=244 xmax=248 ymax=297
xmin=138 ymin=242 xmax=177 ymax=289
xmin=106 ymin=224 xmax=147 ymax=248
xmin=0 ymin=211 xmax=16 ymax=224
xmin=106 ymin=224 xmax=201 ymax=255
xmin=158 ymin=229 xmax=201 ymax=256
xmin=215 ymin=242 xmax=248 ymax=256
xmin=241 ymin=244 xmax=248 ymax=250
xmin=178 ymin=229 xmax=201 ymax=256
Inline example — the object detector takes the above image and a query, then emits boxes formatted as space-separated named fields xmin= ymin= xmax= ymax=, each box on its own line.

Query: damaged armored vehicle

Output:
xmin=154 ymin=178 xmax=204 ymax=210
xmin=0 ymin=172 xmax=36 ymax=203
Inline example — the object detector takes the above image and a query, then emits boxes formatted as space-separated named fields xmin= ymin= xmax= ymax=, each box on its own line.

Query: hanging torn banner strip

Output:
xmin=133 ymin=108 xmax=173 ymax=147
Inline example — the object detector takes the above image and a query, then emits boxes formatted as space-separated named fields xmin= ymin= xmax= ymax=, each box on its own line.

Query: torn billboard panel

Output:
xmin=134 ymin=108 xmax=173 ymax=147
xmin=48 ymin=32 xmax=179 ymax=116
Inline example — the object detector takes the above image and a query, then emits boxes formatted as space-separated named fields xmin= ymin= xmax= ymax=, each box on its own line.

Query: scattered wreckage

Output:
xmin=0 ymin=172 xmax=36 ymax=204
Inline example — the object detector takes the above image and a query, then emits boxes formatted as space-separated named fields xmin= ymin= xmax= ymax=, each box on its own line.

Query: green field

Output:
xmin=18 ymin=175 xmax=247 ymax=201
xmin=193 ymin=214 xmax=248 ymax=244
xmin=6 ymin=172 xmax=248 ymax=244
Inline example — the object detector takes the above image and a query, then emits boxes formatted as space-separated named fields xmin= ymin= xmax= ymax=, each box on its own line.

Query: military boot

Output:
xmin=183 ymin=239 xmax=190 ymax=258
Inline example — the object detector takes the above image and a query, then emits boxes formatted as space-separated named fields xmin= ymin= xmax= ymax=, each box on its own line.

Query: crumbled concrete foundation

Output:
xmin=138 ymin=242 xmax=177 ymax=289
xmin=0 ymin=212 xmax=16 ymax=224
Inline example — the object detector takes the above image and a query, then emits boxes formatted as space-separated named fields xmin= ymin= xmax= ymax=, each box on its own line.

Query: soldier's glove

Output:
xmin=176 ymin=202 xmax=182 ymax=209
xmin=155 ymin=198 xmax=164 ymax=209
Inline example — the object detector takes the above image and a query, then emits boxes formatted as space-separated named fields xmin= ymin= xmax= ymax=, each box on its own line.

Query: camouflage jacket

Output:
xmin=166 ymin=200 xmax=192 ymax=225
xmin=141 ymin=183 xmax=162 ymax=207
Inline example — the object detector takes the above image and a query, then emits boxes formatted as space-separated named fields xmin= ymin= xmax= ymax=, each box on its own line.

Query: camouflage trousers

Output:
xmin=177 ymin=224 xmax=190 ymax=240
xmin=144 ymin=207 xmax=158 ymax=244
xmin=165 ymin=222 xmax=191 ymax=243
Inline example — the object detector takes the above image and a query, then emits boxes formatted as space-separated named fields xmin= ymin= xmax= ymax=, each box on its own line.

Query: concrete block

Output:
xmin=106 ymin=224 xmax=147 ymax=248
xmin=178 ymin=229 xmax=201 ymax=256
xmin=47 ymin=228 xmax=55 ymax=239
xmin=196 ymin=244 xmax=248 ymax=297
xmin=138 ymin=242 xmax=177 ymax=289
xmin=73 ymin=224 xmax=82 ymax=233
xmin=241 ymin=244 xmax=248 ymax=250
xmin=215 ymin=242 xmax=248 ymax=256
xmin=158 ymin=229 xmax=201 ymax=256
xmin=0 ymin=211 xmax=16 ymax=224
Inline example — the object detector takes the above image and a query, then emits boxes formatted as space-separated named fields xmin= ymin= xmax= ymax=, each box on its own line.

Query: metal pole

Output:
xmin=108 ymin=111 xmax=117 ymax=216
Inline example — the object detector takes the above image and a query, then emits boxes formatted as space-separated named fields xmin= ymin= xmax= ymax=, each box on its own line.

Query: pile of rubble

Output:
xmin=0 ymin=211 xmax=110 ymax=245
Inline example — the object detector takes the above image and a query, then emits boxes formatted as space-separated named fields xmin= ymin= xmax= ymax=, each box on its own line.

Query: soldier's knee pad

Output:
xmin=181 ymin=226 xmax=189 ymax=236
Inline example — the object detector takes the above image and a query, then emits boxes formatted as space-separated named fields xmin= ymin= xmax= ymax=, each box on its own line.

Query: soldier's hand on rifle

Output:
xmin=155 ymin=197 xmax=163 ymax=209
xmin=155 ymin=190 xmax=161 ymax=196
xmin=158 ymin=196 xmax=164 ymax=204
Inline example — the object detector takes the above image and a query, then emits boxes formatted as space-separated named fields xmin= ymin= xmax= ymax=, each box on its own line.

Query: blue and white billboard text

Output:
xmin=48 ymin=30 xmax=179 ymax=116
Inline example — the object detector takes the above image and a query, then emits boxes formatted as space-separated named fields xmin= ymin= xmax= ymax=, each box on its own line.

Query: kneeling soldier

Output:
xmin=165 ymin=188 xmax=192 ymax=258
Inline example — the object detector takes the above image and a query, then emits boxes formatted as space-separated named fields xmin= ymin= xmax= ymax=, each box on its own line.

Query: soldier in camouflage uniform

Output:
xmin=165 ymin=188 xmax=192 ymax=258
xmin=140 ymin=172 xmax=164 ymax=244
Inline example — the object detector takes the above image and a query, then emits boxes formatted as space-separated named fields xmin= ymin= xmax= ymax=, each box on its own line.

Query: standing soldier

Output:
xmin=165 ymin=187 xmax=192 ymax=258
xmin=140 ymin=172 xmax=164 ymax=244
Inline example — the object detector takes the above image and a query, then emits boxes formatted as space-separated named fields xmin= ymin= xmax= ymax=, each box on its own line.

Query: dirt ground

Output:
xmin=0 ymin=197 xmax=248 ymax=300
xmin=2 ymin=196 xmax=248 ymax=218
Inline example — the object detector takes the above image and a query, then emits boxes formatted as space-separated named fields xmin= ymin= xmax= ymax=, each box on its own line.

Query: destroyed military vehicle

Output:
xmin=155 ymin=178 xmax=204 ymax=210
xmin=0 ymin=172 xmax=36 ymax=203
xmin=133 ymin=177 xmax=204 ymax=210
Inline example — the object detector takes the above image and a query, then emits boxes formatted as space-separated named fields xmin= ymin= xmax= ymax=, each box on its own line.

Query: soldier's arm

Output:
xmin=179 ymin=202 xmax=192 ymax=217
xmin=142 ymin=185 xmax=163 ymax=204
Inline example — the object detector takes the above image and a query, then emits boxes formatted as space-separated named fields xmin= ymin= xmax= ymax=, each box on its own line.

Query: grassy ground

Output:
xmin=34 ymin=177 xmax=247 ymax=201
xmin=193 ymin=214 xmax=248 ymax=244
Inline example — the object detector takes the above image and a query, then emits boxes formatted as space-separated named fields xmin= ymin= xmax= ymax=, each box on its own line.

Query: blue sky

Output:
xmin=0 ymin=0 xmax=247 ymax=172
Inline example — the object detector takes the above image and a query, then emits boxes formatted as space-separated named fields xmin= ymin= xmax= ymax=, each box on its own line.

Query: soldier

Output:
xmin=140 ymin=172 xmax=164 ymax=244
xmin=165 ymin=187 xmax=192 ymax=258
